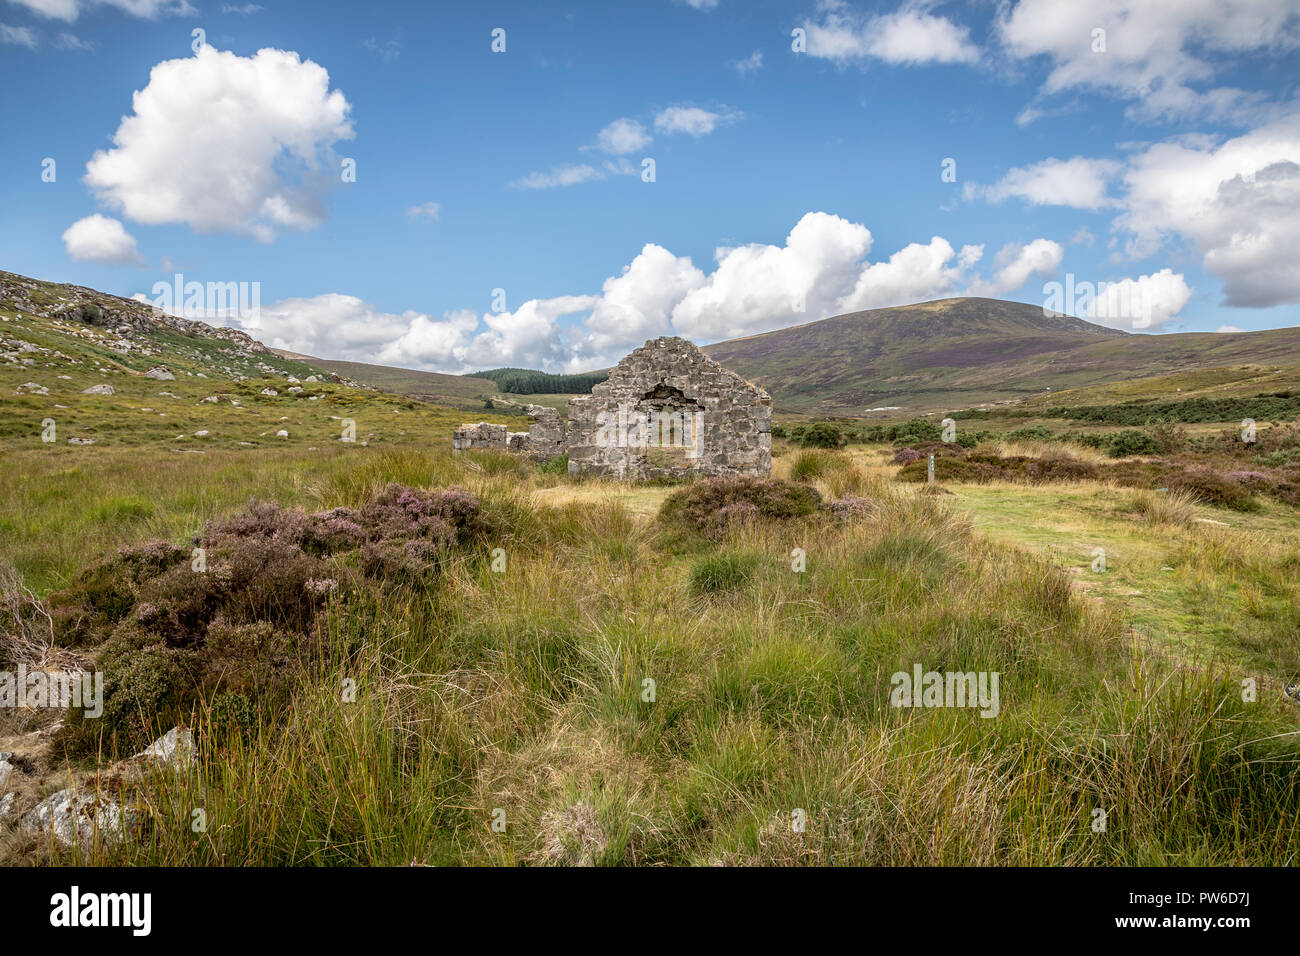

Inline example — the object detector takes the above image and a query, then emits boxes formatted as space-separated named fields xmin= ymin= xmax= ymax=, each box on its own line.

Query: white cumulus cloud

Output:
xmin=968 ymin=239 xmax=1064 ymax=296
xmin=84 ymin=45 xmax=353 ymax=242
xmin=1082 ymin=269 xmax=1194 ymax=329
xmin=222 ymin=213 xmax=1150 ymax=373
xmin=972 ymin=157 xmax=1121 ymax=209
xmin=998 ymin=0 xmax=1300 ymax=124
xmin=62 ymin=214 xmax=145 ymax=265
xmin=672 ymin=212 xmax=873 ymax=340
xmin=1116 ymin=112 xmax=1300 ymax=307
xmin=802 ymin=2 xmax=978 ymax=65
xmin=576 ymin=243 xmax=706 ymax=366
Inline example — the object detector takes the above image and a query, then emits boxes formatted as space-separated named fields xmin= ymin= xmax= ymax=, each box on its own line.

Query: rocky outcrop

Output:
xmin=16 ymin=727 xmax=194 ymax=850
xmin=21 ymin=787 xmax=132 ymax=849
xmin=0 ymin=270 xmax=271 ymax=355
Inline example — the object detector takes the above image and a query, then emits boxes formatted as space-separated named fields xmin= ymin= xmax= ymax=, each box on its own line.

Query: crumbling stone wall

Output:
xmin=565 ymin=337 xmax=771 ymax=480
xmin=453 ymin=404 xmax=565 ymax=462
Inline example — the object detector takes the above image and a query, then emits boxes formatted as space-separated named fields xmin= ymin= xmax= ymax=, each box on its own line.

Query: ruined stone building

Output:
xmin=452 ymin=337 xmax=772 ymax=481
xmin=452 ymin=404 xmax=565 ymax=462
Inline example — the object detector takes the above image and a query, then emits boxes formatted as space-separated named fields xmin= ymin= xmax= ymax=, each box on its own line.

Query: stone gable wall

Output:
xmin=565 ymin=337 xmax=771 ymax=480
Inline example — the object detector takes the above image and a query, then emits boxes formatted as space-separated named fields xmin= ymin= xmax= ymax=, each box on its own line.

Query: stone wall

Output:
xmin=565 ymin=337 xmax=771 ymax=480
xmin=452 ymin=404 xmax=565 ymax=462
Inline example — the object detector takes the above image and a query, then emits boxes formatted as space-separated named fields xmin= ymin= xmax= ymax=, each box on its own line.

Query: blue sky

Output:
xmin=2 ymin=0 xmax=1299 ymax=372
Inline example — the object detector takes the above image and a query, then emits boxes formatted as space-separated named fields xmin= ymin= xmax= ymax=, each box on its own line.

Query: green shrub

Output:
xmin=1007 ymin=425 xmax=1056 ymax=442
xmin=55 ymin=484 xmax=499 ymax=756
xmin=801 ymin=422 xmax=846 ymax=449
xmin=1107 ymin=430 xmax=1161 ymax=458
xmin=538 ymin=453 xmax=569 ymax=476
xmin=1147 ymin=421 xmax=1189 ymax=454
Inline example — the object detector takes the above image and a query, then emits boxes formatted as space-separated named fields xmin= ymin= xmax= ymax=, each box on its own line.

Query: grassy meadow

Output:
xmin=3 ymin=431 xmax=1299 ymax=866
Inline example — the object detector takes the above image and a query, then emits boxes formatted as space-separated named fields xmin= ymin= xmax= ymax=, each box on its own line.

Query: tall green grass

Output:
xmin=11 ymin=451 xmax=1298 ymax=867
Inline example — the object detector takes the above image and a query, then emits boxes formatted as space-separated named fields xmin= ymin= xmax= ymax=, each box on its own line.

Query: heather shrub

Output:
xmin=897 ymin=456 xmax=1003 ymax=484
xmin=48 ymin=540 xmax=188 ymax=647
xmin=828 ymin=495 xmax=876 ymax=520
xmin=700 ymin=501 xmax=762 ymax=540
xmin=1165 ymin=470 xmax=1256 ymax=511
xmin=55 ymin=484 xmax=497 ymax=756
xmin=659 ymin=477 xmax=822 ymax=539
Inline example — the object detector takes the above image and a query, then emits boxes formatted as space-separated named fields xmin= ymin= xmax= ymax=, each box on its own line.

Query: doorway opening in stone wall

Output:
xmin=636 ymin=380 xmax=700 ymax=467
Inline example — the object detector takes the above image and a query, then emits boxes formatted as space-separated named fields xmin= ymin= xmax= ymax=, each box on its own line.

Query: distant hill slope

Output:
xmin=702 ymin=298 xmax=1300 ymax=414
xmin=270 ymin=351 xmax=498 ymax=409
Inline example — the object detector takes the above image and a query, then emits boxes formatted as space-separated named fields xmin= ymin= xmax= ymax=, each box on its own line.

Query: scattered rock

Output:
xmin=21 ymin=787 xmax=131 ymax=849
xmin=17 ymin=382 xmax=48 ymax=395
xmin=287 ymin=386 xmax=302 ymax=394
xmin=144 ymin=365 xmax=175 ymax=380
xmin=0 ymin=752 xmax=12 ymax=791
xmin=199 ymin=395 xmax=218 ymax=404
xmin=81 ymin=383 xmax=114 ymax=395
xmin=129 ymin=727 xmax=194 ymax=771
xmin=195 ymin=429 xmax=209 ymax=437
xmin=67 ymin=437 xmax=96 ymax=445
xmin=275 ymin=429 xmax=289 ymax=438
xmin=261 ymin=388 xmax=278 ymax=396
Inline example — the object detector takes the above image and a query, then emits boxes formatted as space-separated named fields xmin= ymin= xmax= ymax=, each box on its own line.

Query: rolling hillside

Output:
xmin=702 ymin=298 xmax=1300 ymax=415
xmin=270 ymin=351 xmax=500 ymax=410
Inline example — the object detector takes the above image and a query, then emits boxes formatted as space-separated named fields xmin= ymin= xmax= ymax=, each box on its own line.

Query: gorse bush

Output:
xmin=1107 ymin=430 xmax=1161 ymax=458
xmin=801 ymin=422 xmax=847 ymax=449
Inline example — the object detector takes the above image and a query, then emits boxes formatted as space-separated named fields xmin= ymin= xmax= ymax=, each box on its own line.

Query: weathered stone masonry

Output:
xmin=452 ymin=404 xmax=565 ymax=462
xmin=453 ymin=337 xmax=770 ymax=481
